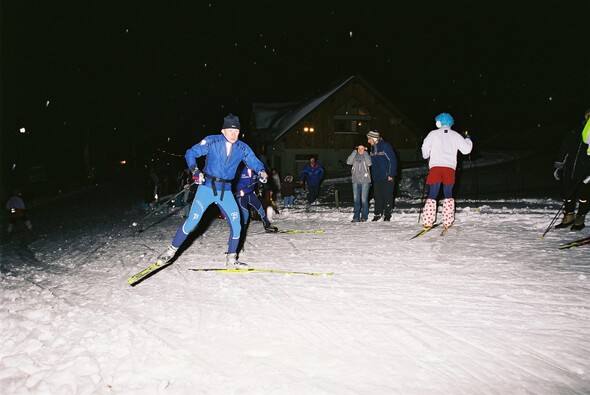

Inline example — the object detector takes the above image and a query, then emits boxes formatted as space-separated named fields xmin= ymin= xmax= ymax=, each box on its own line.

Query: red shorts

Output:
xmin=426 ymin=166 xmax=455 ymax=185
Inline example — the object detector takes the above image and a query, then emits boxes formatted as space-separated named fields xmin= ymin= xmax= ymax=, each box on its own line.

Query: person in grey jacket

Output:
xmin=346 ymin=144 xmax=372 ymax=222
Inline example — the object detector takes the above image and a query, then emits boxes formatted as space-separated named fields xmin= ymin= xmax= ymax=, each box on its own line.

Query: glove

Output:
xmin=584 ymin=175 xmax=590 ymax=184
xmin=258 ymin=170 xmax=268 ymax=184
xmin=190 ymin=166 xmax=205 ymax=184
xmin=553 ymin=169 xmax=562 ymax=181
xmin=464 ymin=131 xmax=471 ymax=139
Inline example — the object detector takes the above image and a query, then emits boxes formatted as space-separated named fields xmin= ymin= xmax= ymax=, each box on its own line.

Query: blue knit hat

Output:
xmin=222 ymin=114 xmax=240 ymax=130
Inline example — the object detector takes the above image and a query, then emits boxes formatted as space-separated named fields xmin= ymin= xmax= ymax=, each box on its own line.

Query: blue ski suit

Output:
xmin=170 ymin=134 xmax=265 ymax=254
xmin=235 ymin=165 xmax=270 ymax=227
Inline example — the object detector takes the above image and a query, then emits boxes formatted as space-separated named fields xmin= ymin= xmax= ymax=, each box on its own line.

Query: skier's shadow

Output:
xmin=176 ymin=205 xmax=224 ymax=255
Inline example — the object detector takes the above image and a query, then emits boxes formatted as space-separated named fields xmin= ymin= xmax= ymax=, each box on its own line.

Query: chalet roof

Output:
xmin=252 ymin=75 xmax=355 ymax=143
xmin=252 ymin=75 xmax=421 ymax=144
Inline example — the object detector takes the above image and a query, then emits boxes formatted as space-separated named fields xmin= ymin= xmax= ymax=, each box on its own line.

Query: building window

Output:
xmin=334 ymin=97 xmax=371 ymax=135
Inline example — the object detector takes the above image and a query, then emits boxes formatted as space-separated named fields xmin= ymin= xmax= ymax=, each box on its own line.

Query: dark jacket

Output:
xmin=369 ymin=138 xmax=397 ymax=181
xmin=555 ymin=127 xmax=590 ymax=181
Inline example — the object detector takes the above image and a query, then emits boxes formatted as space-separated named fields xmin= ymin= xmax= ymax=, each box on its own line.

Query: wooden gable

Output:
xmin=250 ymin=75 xmax=421 ymax=176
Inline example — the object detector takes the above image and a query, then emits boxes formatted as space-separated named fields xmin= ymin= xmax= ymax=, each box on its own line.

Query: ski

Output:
xmin=127 ymin=262 xmax=172 ymax=285
xmin=277 ymin=229 xmax=325 ymax=234
xmin=410 ymin=223 xmax=440 ymax=240
xmin=189 ymin=267 xmax=333 ymax=276
xmin=559 ymin=236 xmax=590 ymax=250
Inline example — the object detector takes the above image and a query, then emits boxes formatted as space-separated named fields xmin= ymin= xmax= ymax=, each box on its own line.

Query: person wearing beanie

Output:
xmin=155 ymin=113 xmax=268 ymax=269
xmin=421 ymin=113 xmax=473 ymax=230
xmin=366 ymin=130 xmax=397 ymax=221
xmin=553 ymin=108 xmax=590 ymax=231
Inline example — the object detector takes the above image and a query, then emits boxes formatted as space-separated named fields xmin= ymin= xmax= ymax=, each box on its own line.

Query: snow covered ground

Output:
xmin=1 ymin=173 xmax=589 ymax=394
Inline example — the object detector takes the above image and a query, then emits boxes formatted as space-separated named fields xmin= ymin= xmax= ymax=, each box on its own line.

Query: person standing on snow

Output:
xmin=299 ymin=156 xmax=325 ymax=206
xmin=234 ymin=163 xmax=278 ymax=234
xmin=156 ymin=114 xmax=268 ymax=269
xmin=553 ymin=108 xmax=590 ymax=231
xmin=367 ymin=130 xmax=397 ymax=221
xmin=421 ymin=112 xmax=473 ymax=230
xmin=346 ymin=143 xmax=372 ymax=222
xmin=281 ymin=175 xmax=296 ymax=208
xmin=6 ymin=188 xmax=33 ymax=235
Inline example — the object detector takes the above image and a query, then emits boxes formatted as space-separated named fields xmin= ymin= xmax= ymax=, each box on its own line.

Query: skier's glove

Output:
xmin=584 ymin=175 xmax=590 ymax=185
xmin=258 ymin=170 xmax=268 ymax=184
xmin=190 ymin=166 xmax=205 ymax=184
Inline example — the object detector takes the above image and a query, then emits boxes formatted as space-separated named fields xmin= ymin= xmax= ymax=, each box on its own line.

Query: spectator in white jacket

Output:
xmin=421 ymin=112 xmax=473 ymax=229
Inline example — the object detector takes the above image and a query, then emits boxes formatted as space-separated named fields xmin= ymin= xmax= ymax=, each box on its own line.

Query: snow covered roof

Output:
xmin=252 ymin=75 xmax=356 ymax=143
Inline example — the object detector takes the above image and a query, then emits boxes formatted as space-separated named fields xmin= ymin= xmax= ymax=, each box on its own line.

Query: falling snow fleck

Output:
xmin=349 ymin=31 xmax=353 ymax=37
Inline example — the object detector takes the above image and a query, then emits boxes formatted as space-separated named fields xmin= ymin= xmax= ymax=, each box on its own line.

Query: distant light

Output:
xmin=349 ymin=31 xmax=353 ymax=37
xmin=120 ymin=160 xmax=127 ymax=165
xmin=45 ymin=100 xmax=50 ymax=107
xmin=19 ymin=127 xmax=26 ymax=134
xmin=548 ymin=96 xmax=553 ymax=101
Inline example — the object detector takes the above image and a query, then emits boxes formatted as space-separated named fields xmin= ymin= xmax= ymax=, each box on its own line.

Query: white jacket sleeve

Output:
xmin=457 ymin=134 xmax=473 ymax=155
xmin=421 ymin=133 xmax=432 ymax=159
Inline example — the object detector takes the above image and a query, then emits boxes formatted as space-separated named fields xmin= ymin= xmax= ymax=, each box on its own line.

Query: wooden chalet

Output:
xmin=249 ymin=75 xmax=421 ymax=178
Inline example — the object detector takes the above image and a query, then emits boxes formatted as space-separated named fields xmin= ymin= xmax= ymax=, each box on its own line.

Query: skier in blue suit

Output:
xmin=156 ymin=114 xmax=267 ymax=269
xmin=235 ymin=164 xmax=279 ymax=234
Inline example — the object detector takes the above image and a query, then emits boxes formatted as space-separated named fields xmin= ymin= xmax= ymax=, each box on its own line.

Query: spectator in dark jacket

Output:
xmin=281 ymin=175 xmax=296 ymax=208
xmin=367 ymin=130 xmax=397 ymax=221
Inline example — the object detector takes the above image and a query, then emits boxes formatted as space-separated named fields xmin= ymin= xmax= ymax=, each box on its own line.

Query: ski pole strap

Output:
xmin=204 ymin=173 xmax=233 ymax=200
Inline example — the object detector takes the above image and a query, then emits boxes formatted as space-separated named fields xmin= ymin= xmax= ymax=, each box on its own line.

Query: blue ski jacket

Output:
xmin=185 ymin=134 xmax=264 ymax=190
xmin=235 ymin=165 xmax=259 ymax=196
xmin=300 ymin=161 xmax=325 ymax=187
xmin=369 ymin=138 xmax=397 ymax=181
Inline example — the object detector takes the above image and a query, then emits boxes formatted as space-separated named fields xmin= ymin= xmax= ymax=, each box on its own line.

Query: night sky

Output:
xmin=1 ymin=1 xmax=589 ymax=189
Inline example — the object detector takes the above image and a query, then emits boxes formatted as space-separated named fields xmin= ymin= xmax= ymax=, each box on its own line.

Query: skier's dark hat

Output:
xmin=222 ymin=114 xmax=240 ymax=130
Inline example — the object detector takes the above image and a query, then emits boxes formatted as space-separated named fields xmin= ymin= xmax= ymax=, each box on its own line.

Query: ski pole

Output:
xmin=469 ymin=153 xmax=479 ymax=210
xmin=136 ymin=183 xmax=196 ymax=231
xmin=417 ymin=165 xmax=429 ymax=224
xmin=541 ymin=200 xmax=566 ymax=239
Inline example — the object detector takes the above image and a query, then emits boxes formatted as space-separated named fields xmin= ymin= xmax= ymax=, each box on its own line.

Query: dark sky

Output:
xmin=1 ymin=1 xmax=589 ymax=184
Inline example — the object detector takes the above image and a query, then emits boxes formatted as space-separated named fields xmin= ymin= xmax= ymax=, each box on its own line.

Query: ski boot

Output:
xmin=555 ymin=212 xmax=575 ymax=229
xmin=264 ymin=223 xmax=279 ymax=233
xmin=226 ymin=253 xmax=248 ymax=270
xmin=156 ymin=245 xmax=178 ymax=264
xmin=570 ymin=214 xmax=586 ymax=231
